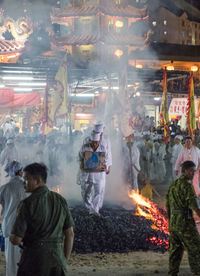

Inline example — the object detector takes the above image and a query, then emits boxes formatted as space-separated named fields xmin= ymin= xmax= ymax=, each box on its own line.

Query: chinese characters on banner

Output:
xmin=169 ymin=98 xmax=188 ymax=116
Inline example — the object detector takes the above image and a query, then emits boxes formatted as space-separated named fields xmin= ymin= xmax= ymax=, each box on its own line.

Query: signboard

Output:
xmin=83 ymin=151 xmax=106 ymax=172
xmin=169 ymin=98 xmax=188 ymax=116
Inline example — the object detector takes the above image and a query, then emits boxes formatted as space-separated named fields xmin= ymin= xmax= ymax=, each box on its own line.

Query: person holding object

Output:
xmin=10 ymin=163 xmax=74 ymax=276
xmin=0 ymin=161 xmax=25 ymax=276
xmin=79 ymin=132 xmax=108 ymax=216
xmin=166 ymin=160 xmax=200 ymax=276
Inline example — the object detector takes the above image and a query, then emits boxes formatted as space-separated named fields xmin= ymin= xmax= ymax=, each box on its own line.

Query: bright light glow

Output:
xmin=115 ymin=20 xmax=124 ymax=28
xmin=191 ymin=66 xmax=198 ymax=72
xmin=152 ymin=21 xmax=157 ymax=26
xmin=18 ymin=82 xmax=46 ymax=86
xmin=136 ymin=92 xmax=141 ymax=96
xmin=164 ymin=20 xmax=167 ymax=25
xmin=154 ymin=97 xmax=160 ymax=101
xmin=71 ymin=93 xmax=94 ymax=97
xmin=164 ymin=31 xmax=167 ymax=35
xmin=167 ymin=65 xmax=174 ymax=71
xmin=102 ymin=86 xmax=119 ymax=90
xmin=94 ymin=91 xmax=99 ymax=94
xmin=14 ymin=88 xmax=33 ymax=92
xmin=76 ymin=113 xmax=90 ymax=116
xmin=114 ymin=49 xmax=123 ymax=58
xmin=136 ymin=64 xmax=143 ymax=69
xmin=2 ymin=76 xmax=34 ymax=80
xmin=0 ymin=84 xmax=5 ymax=88
xmin=2 ymin=70 xmax=33 ymax=74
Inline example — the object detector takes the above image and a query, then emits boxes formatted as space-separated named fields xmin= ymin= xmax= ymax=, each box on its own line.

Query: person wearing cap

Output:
xmin=0 ymin=161 xmax=26 ymax=276
xmin=83 ymin=122 xmax=112 ymax=175
xmin=171 ymin=135 xmax=183 ymax=180
xmin=175 ymin=136 xmax=200 ymax=195
xmin=79 ymin=132 xmax=108 ymax=215
xmin=166 ymin=160 xmax=200 ymax=276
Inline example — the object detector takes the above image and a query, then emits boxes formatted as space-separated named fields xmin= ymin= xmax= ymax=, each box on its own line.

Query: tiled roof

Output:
xmin=51 ymin=3 xmax=147 ymax=20
xmin=52 ymin=34 xmax=99 ymax=46
xmin=52 ymin=33 xmax=145 ymax=46
xmin=0 ymin=40 xmax=24 ymax=55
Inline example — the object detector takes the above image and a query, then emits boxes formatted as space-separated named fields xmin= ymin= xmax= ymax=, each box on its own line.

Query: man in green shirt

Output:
xmin=166 ymin=160 xmax=200 ymax=276
xmin=10 ymin=163 xmax=74 ymax=276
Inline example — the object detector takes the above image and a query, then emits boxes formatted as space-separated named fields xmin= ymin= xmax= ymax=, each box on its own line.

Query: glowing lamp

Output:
xmin=115 ymin=20 xmax=124 ymax=28
xmin=166 ymin=65 xmax=174 ymax=71
xmin=114 ymin=49 xmax=123 ymax=58
xmin=191 ymin=66 xmax=198 ymax=72
xmin=136 ymin=64 xmax=143 ymax=69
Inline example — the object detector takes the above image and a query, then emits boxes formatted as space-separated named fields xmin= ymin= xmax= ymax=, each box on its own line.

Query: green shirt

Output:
xmin=166 ymin=175 xmax=199 ymax=232
xmin=12 ymin=186 xmax=74 ymax=246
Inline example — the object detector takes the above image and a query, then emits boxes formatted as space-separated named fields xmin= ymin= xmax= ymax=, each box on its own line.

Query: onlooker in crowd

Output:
xmin=166 ymin=160 xmax=200 ymax=276
xmin=0 ymin=161 xmax=25 ymax=276
xmin=10 ymin=163 xmax=74 ymax=276
xmin=175 ymin=136 xmax=200 ymax=195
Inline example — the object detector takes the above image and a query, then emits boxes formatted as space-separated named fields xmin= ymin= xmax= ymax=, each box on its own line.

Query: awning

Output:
xmin=0 ymin=89 xmax=41 ymax=109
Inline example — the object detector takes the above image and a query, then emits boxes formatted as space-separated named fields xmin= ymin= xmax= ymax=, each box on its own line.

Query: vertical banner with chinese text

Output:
xmin=160 ymin=68 xmax=170 ymax=144
xmin=187 ymin=72 xmax=196 ymax=138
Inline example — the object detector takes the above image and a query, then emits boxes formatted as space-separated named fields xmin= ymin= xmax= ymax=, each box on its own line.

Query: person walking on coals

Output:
xmin=166 ymin=160 xmax=200 ymax=276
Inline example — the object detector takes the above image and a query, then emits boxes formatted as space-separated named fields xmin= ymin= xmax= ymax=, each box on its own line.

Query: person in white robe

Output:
xmin=0 ymin=161 xmax=26 ymax=276
xmin=123 ymin=133 xmax=140 ymax=191
xmin=171 ymin=135 xmax=183 ymax=180
xmin=82 ymin=122 xmax=112 ymax=175
xmin=0 ymin=138 xmax=19 ymax=186
xmin=79 ymin=132 xmax=108 ymax=215
xmin=175 ymin=136 xmax=200 ymax=195
xmin=140 ymin=131 xmax=154 ymax=181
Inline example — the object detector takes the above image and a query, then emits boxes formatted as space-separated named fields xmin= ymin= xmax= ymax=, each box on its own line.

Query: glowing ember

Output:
xmin=129 ymin=190 xmax=169 ymax=249
xmin=52 ymin=186 xmax=61 ymax=194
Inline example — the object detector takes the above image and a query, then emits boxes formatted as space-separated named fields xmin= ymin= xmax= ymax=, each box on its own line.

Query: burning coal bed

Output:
xmin=70 ymin=193 xmax=169 ymax=254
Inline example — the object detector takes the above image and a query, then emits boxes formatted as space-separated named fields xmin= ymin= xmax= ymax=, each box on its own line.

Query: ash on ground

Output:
xmin=70 ymin=205 xmax=169 ymax=254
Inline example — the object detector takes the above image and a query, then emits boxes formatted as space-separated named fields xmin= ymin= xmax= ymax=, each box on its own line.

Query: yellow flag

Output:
xmin=51 ymin=53 xmax=68 ymax=121
xmin=187 ymin=72 xmax=196 ymax=138
xmin=160 ymin=68 xmax=169 ymax=144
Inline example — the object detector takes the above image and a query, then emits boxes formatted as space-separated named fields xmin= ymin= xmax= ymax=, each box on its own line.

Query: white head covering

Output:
xmin=5 ymin=160 xmax=22 ymax=177
xmin=93 ymin=122 xmax=104 ymax=133
xmin=175 ymin=135 xmax=183 ymax=141
xmin=6 ymin=138 xmax=14 ymax=144
xmin=91 ymin=132 xmax=100 ymax=141
xmin=143 ymin=131 xmax=150 ymax=136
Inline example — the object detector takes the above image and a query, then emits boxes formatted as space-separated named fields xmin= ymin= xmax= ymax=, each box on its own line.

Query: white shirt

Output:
xmin=174 ymin=146 xmax=200 ymax=171
xmin=0 ymin=176 xmax=26 ymax=237
xmin=171 ymin=143 xmax=183 ymax=165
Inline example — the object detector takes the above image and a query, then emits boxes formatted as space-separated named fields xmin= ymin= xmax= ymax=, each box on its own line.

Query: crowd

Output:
xmin=1 ymin=115 xmax=200 ymax=275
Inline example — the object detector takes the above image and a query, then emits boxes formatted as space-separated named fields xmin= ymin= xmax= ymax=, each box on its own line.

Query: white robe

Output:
xmin=0 ymin=176 xmax=27 ymax=276
xmin=79 ymin=142 xmax=108 ymax=214
xmin=171 ymin=143 xmax=183 ymax=180
xmin=174 ymin=146 xmax=200 ymax=195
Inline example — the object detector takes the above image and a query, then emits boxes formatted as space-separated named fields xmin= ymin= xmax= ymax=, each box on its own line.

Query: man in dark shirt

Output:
xmin=166 ymin=160 xmax=200 ymax=276
xmin=10 ymin=163 xmax=74 ymax=276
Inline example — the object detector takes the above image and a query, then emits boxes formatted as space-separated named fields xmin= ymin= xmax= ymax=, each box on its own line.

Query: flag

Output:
xmin=160 ymin=68 xmax=170 ymax=144
xmin=51 ymin=53 xmax=68 ymax=122
xmin=41 ymin=82 xmax=53 ymax=135
xmin=187 ymin=72 xmax=196 ymax=138
xmin=41 ymin=53 xmax=68 ymax=135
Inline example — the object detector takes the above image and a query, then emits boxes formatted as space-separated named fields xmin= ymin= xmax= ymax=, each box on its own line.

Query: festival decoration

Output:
xmin=187 ymin=72 xmax=196 ymax=138
xmin=160 ymin=68 xmax=170 ymax=144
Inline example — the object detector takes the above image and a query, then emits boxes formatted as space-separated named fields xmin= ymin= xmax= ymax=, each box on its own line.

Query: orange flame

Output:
xmin=129 ymin=189 xmax=169 ymax=249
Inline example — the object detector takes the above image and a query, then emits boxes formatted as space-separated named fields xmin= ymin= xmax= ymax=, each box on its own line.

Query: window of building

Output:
xmin=182 ymin=20 xmax=185 ymax=27
xmin=164 ymin=20 xmax=167 ymax=25
xmin=152 ymin=21 xmax=157 ymax=26
xmin=164 ymin=31 xmax=167 ymax=35
xmin=195 ymin=23 xmax=197 ymax=28
xmin=115 ymin=0 xmax=121 ymax=4
xmin=182 ymin=31 xmax=184 ymax=37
